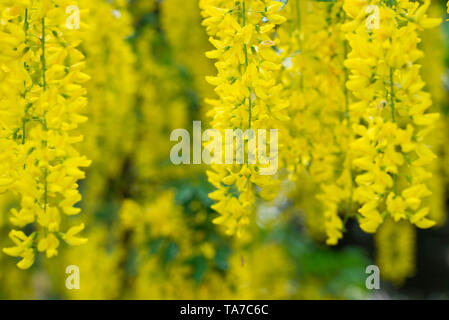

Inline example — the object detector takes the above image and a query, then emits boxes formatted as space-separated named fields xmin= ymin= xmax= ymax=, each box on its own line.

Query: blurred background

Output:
xmin=1 ymin=0 xmax=449 ymax=300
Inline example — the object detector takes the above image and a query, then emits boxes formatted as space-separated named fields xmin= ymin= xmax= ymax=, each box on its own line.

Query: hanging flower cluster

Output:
xmin=200 ymin=0 xmax=289 ymax=238
xmin=0 ymin=0 xmax=448 ymax=294
xmin=0 ymin=0 xmax=90 ymax=269
xmin=343 ymin=0 xmax=441 ymax=235
xmin=199 ymin=0 xmax=445 ymax=284
xmin=278 ymin=0 xmax=355 ymax=245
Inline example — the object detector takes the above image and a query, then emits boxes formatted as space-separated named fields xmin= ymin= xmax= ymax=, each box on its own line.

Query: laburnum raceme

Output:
xmin=342 ymin=0 xmax=441 ymax=241
xmin=200 ymin=0 xmax=289 ymax=238
xmin=0 ymin=0 xmax=90 ymax=269
xmin=278 ymin=0 xmax=356 ymax=245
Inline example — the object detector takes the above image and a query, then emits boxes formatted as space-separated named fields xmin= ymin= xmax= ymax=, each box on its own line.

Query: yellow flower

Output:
xmin=201 ymin=0 xmax=288 ymax=237
xmin=63 ymin=223 xmax=88 ymax=246
xmin=0 ymin=1 xmax=90 ymax=268
xmin=37 ymin=233 xmax=59 ymax=258
xmin=344 ymin=0 xmax=440 ymax=239
xmin=2 ymin=230 xmax=36 ymax=269
xmin=386 ymin=193 xmax=407 ymax=222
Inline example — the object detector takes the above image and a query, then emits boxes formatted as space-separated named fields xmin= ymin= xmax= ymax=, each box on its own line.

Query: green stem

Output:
xmin=242 ymin=0 xmax=246 ymax=26
xmin=41 ymin=18 xmax=48 ymax=213
xmin=343 ymin=35 xmax=354 ymax=220
xmin=22 ymin=121 xmax=26 ymax=145
xmin=242 ymin=0 xmax=251 ymax=129
xmin=24 ymin=9 xmax=29 ymax=36
xmin=344 ymin=43 xmax=349 ymax=122
xmin=41 ymin=18 xmax=46 ymax=91
xmin=44 ymin=168 xmax=48 ymax=213
xmin=389 ymin=67 xmax=398 ymax=195
xmin=389 ymin=67 xmax=395 ymax=122
xmin=244 ymin=44 xmax=248 ymax=67
xmin=242 ymin=0 xmax=248 ymax=67
xmin=248 ymin=93 xmax=253 ymax=129
xmin=22 ymin=9 xmax=29 ymax=145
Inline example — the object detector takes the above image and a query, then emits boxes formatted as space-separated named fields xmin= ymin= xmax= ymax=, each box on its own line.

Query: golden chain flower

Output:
xmin=201 ymin=0 xmax=289 ymax=238
xmin=0 ymin=0 xmax=90 ymax=269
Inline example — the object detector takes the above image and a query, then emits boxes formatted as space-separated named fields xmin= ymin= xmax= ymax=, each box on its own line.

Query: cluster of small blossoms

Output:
xmin=199 ymin=0 xmax=446 ymax=284
xmin=307 ymin=2 xmax=354 ymax=246
xmin=342 ymin=0 xmax=441 ymax=238
xmin=278 ymin=0 xmax=356 ymax=245
xmin=0 ymin=0 xmax=89 ymax=269
xmin=200 ymin=0 xmax=289 ymax=238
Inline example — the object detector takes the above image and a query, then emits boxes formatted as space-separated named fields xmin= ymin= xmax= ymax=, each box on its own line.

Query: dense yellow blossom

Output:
xmin=343 ymin=0 xmax=440 ymax=236
xmin=201 ymin=0 xmax=289 ymax=238
xmin=0 ymin=0 xmax=90 ymax=269
xmin=1 ymin=0 xmax=449 ymax=298
xmin=279 ymin=0 xmax=355 ymax=245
